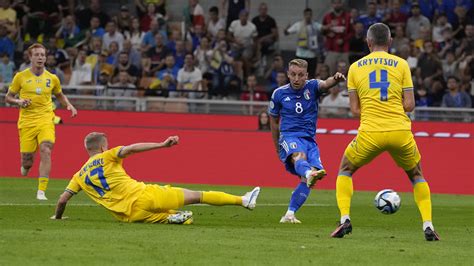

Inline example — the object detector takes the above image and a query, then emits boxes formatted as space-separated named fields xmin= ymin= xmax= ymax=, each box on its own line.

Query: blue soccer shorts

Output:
xmin=279 ymin=136 xmax=324 ymax=177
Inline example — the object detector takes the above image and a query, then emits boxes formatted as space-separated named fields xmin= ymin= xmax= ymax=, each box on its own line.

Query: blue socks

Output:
xmin=294 ymin=159 xmax=311 ymax=178
xmin=288 ymin=182 xmax=311 ymax=212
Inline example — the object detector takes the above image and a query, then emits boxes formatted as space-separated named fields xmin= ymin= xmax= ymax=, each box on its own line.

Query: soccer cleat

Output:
xmin=21 ymin=166 xmax=30 ymax=176
xmin=279 ymin=214 xmax=302 ymax=224
xmin=306 ymin=169 xmax=327 ymax=188
xmin=36 ymin=190 xmax=48 ymax=200
xmin=167 ymin=211 xmax=193 ymax=224
xmin=242 ymin=187 xmax=260 ymax=210
xmin=424 ymin=227 xmax=440 ymax=241
xmin=331 ymin=219 xmax=352 ymax=238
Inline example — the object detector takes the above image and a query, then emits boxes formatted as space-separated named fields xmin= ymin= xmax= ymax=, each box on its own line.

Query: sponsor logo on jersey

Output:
xmin=284 ymin=97 xmax=291 ymax=102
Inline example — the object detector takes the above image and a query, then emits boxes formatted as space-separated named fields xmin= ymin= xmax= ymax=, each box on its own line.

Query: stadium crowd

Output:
xmin=0 ymin=0 xmax=472 ymax=113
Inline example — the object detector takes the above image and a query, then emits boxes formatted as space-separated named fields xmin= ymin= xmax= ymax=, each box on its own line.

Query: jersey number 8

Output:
xmin=295 ymin=102 xmax=303 ymax=113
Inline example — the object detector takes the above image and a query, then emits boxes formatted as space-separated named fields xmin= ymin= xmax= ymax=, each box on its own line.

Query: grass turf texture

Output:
xmin=1 ymin=177 xmax=473 ymax=265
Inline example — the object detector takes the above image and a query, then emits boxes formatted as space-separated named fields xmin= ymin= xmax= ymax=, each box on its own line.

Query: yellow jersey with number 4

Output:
xmin=8 ymin=68 xmax=62 ymax=129
xmin=347 ymin=51 xmax=413 ymax=132
xmin=66 ymin=146 xmax=146 ymax=216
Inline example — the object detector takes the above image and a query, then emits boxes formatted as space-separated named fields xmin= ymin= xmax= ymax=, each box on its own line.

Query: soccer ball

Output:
xmin=374 ymin=189 xmax=401 ymax=214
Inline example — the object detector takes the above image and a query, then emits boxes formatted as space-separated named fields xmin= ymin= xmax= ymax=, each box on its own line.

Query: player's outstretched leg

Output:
xmin=20 ymin=153 xmax=34 ymax=176
xmin=183 ymin=187 xmax=261 ymax=210
xmin=331 ymin=172 xmax=354 ymax=238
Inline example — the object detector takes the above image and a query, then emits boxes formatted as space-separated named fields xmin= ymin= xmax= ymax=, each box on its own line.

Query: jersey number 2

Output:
xmin=369 ymin=70 xmax=390 ymax=101
xmin=85 ymin=167 xmax=110 ymax=197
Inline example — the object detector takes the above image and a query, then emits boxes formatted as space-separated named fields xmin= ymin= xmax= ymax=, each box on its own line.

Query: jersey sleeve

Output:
xmin=286 ymin=21 xmax=300 ymax=34
xmin=103 ymin=146 xmax=125 ymax=163
xmin=268 ymin=90 xmax=281 ymax=117
xmin=308 ymin=79 xmax=321 ymax=97
xmin=347 ymin=64 xmax=357 ymax=92
xmin=65 ymin=175 xmax=82 ymax=194
xmin=52 ymin=74 xmax=62 ymax=95
xmin=8 ymin=72 xmax=22 ymax=94
xmin=401 ymin=60 xmax=414 ymax=91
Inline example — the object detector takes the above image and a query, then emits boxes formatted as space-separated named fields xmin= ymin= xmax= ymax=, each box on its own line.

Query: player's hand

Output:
xmin=163 ymin=136 xmax=179 ymax=147
xmin=50 ymin=215 xmax=68 ymax=220
xmin=17 ymin=98 xmax=31 ymax=108
xmin=333 ymin=72 xmax=346 ymax=83
xmin=67 ymin=104 xmax=78 ymax=117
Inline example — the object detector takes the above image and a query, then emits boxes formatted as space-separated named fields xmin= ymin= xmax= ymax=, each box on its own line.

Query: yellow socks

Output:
xmin=413 ymin=181 xmax=432 ymax=222
xmin=336 ymin=175 xmax=353 ymax=217
xmin=38 ymin=177 xmax=49 ymax=191
xmin=201 ymin=191 xmax=242 ymax=206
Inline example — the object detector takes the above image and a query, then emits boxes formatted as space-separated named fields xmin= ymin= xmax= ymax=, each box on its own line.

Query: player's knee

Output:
xmin=406 ymin=163 xmax=424 ymax=182
xmin=291 ymin=152 xmax=306 ymax=163
xmin=339 ymin=156 xmax=357 ymax=175
xmin=39 ymin=144 xmax=52 ymax=157
xmin=21 ymin=154 xmax=34 ymax=168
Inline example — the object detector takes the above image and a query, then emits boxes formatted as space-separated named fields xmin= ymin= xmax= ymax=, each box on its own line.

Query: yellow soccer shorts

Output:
xmin=344 ymin=130 xmax=421 ymax=171
xmin=18 ymin=123 xmax=55 ymax=153
xmin=127 ymin=184 xmax=185 ymax=223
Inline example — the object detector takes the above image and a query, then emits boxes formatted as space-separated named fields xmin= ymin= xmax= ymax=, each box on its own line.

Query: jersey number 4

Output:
xmin=369 ymin=70 xmax=390 ymax=101
xmin=85 ymin=167 xmax=110 ymax=197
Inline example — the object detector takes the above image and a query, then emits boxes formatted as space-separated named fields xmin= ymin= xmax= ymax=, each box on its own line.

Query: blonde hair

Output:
xmin=84 ymin=132 xmax=107 ymax=151
xmin=288 ymin=59 xmax=308 ymax=69
xmin=27 ymin=43 xmax=47 ymax=56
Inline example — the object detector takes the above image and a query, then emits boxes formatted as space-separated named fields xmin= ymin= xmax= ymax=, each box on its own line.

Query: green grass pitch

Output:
xmin=1 ymin=177 xmax=473 ymax=265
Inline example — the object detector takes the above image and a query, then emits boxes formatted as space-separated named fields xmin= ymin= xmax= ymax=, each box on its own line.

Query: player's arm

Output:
xmin=54 ymin=92 xmax=78 ymax=117
xmin=269 ymin=115 xmax=280 ymax=154
xmin=318 ymin=72 xmax=346 ymax=93
xmin=5 ymin=91 xmax=31 ymax=107
xmin=51 ymin=191 xmax=74 ymax=220
xmin=403 ymin=89 xmax=415 ymax=112
xmin=348 ymin=91 xmax=361 ymax=117
xmin=118 ymin=136 xmax=179 ymax=158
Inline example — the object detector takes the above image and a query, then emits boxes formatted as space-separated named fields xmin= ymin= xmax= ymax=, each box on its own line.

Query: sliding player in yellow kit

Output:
xmin=51 ymin=132 xmax=260 ymax=224
xmin=330 ymin=23 xmax=440 ymax=241
xmin=5 ymin=43 xmax=77 ymax=200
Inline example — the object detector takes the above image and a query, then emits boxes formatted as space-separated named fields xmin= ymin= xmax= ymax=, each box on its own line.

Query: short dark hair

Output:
xmin=447 ymin=76 xmax=459 ymax=82
xmin=209 ymin=6 xmax=218 ymax=13
xmin=367 ymin=23 xmax=391 ymax=46
xmin=304 ymin=8 xmax=312 ymax=13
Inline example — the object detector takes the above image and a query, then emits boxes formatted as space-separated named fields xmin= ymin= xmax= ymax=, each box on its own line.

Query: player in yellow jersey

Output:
xmin=5 ymin=43 xmax=77 ymax=201
xmin=51 ymin=132 xmax=261 ymax=224
xmin=330 ymin=23 xmax=440 ymax=241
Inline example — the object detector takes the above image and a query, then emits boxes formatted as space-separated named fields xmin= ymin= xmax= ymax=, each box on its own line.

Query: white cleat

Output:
xmin=242 ymin=187 xmax=261 ymax=210
xmin=168 ymin=211 xmax=193 ymax=224
xmin=306 ymin=169 xmax=327 ymax=188
xmin=20 ymin=166 xmax=30 ymax=176
xmin=280 ymin=214 xmax=302 ymax=224
xmin=36 ymin=190 xmax=48 ymax=200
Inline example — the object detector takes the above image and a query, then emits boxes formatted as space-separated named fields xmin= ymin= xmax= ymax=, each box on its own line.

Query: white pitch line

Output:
xmin=0 ymin=203 xmax=331 ymax=207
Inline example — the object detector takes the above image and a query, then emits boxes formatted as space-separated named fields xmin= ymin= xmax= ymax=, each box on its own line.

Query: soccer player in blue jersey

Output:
xmin=268 ymin=58 xmax=346 ymax=223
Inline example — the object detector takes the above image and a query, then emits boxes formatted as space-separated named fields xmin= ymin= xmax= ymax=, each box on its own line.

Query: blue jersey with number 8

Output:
xmin=268 ymin=79 xmax=322 ymax=138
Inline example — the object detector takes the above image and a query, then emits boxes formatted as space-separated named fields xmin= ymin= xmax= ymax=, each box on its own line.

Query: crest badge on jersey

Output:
xmin=36 ymin=88 xmax=42 ymax=95
xmin=304 ymin=89 xmax=310 ymax=100
xmin=270 ymin=101 xmax=275 ymax=109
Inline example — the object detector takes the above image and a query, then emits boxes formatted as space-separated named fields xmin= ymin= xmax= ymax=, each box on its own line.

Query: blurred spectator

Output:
xmin=121 ymin=39 xmax=141 ymax=69
xmin=391 ymin=25 xmax=410 ymax=55
xmin=69 ymin=49 xmax=92 ymax=86
xmin=222 ymin=0 xmax=250 ymax=29
xmin=140 ymin=3 xmax=162 ymax=32
xmin=358 ymin=2 xmax=382 ymax=33
xmin=285 ymin=8 xmax=322 ymax=78
xmin=183 ymin=0 xmax=205 ymax=28
xmin=76 ymin=0 xmax=110 ymax=29
xmin=432 ymin=13 xmax=452 ymax=44
xmin=349 ymin=8 xmax=359 ymax=25
xmin=125 ymin=17 xmax=145 ymax=52
xmin=177 ymin=53 xmax=203 ymax=104
xmin=141 ymin=19 xmax=166 ymax=53
xmin=252 ymin=2 xmax=278 ymax=72
xmin=135 ymin=0 xmax=167 ymax=18
xmin=212 ymin=28 xmax=226 ymax=47
xmin=157 ymin=54 xmax=179 ymax=96
xmin=228 ymin=9 xmax=257 ymax=76
xmin=406 ymin=3 xmax=431 ymax=41
xmin=257 ymin=110 xmax=270 ymax=131
xmin=107 ymin=71 xmax=137 ymax=111
xmin=194 ymin=35 xmax=211 ymax=74
xmin=114 ymin=5 xmax=132 ymax=33
xmin=320 ymin=84 xmax=349 ymax=118
xmin=174 ymin=40 xmax=186 ymax=68
xmin=55 ymin=15 xmax=85 ymax=48
xmin=451 ymin=5 xmax=470 ymax=40
xmin=113 ymin=52 xmax=140 ymax=84
xmin=264 ymin=54 xmax=286 ymax=95
xmin=438 ymin=28 xmax=459 ymax=58
xmin=185 ymin=24 xmax=205 ymax=51
xmin=416 ymin=0 xmax=437 ymax=21
xmin=166 ymin=29 xmax=180 ymax=54
xmin=46 ymin=54 xmax=65 ymax=84
xmin=0 ymin=0 xmax=16 ymax=25
xmin=416 ymin=41 xmax=443 ymax=94
xmin=23 ymin=0 xmax=60 ymax=39
xmin=86 ymin=16 xmax=105 ymax=39
xmin=209 ymin=40 xmax=240 ymax=99
xmin=240 ymin=74 xmax=268 ymax=101
xmin=0 ymin=52 xmax=14 ymax=83
xmin=88 ymin=36 xmax=103 ymax=55
xmin=348 ymin=21 xmax=368 ymax=64
xmin=415 ymin=87 xmax=433 ymax=107
xmin=147 ymin=33 xmax=169 ymax=73
xmin=206 ymin=6 xmax=225 ymax=40
xmin=93 ymin=51 xmax=114 ymax=85
xmin=103 ymin=21 xmax=124 ymax=51
xmin=18 ymin=50 xmax=30 ymax=71
xmin=456 ymin=24 xmax=473 ymax=56
xmin=436 ymin=0 xmax=472 ymax=26
xmin=441 ymin=76 xmax=471 ymax=108
xmin=46 ymin=36 xmax=69 ymax=68
xmin=376 ymin=0 xmax=390 ymax=18
xmin=336 ymin=60 xmax=348 ymax=77
xmin=386 ymin=0 xmax=408 ymax=29
xmin=322 ymin=0 xmax=351 ymax=74
xmin=0 ymin=24 xmax=14 ymax=60
xmin=441 ymin=51 xmax=461 ymax=80
xmin=315 ymin=64 xmax=330 ymax=80
xmin=271 ymin=71 xmax=288 ymax=97
xmin=106 ymin=41 xmax=120 ymax=65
